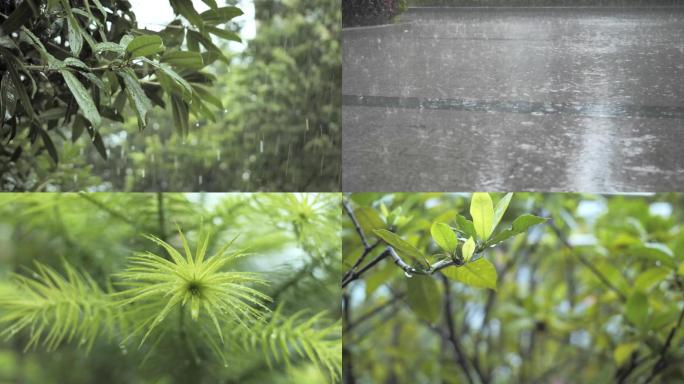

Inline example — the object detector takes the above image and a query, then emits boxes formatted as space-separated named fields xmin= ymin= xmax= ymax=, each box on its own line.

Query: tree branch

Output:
xmin=548 ymin=220 xmax=626 ymax=301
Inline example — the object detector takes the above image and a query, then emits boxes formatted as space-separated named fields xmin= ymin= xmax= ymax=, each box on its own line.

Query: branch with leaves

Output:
xmin=0 ymin=0 xmax=243 ymax=189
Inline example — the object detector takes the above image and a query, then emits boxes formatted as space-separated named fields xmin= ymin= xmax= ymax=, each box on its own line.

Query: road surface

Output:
xmin=342 ymin=7 xmax=684 ymax=192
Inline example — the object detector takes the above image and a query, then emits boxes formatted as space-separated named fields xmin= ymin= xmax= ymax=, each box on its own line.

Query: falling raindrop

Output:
xmin=259 ymin=140 xmax=264 ymax=153
xmin=198 ymin=175 xmax=203 ymax=185
xmin=216 ymin=149 xmax=221 ymax=161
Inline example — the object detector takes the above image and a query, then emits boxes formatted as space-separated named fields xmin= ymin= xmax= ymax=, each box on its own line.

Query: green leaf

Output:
xmin=354 ymin=207 xmax=385 ymax=237
xmin=161 ymin=50 xmax=204 ymax=69
xmin=614 ymin=342 xmax=639 ymax=366
xmin=202 ymin=0 xmax=218 ymax=9
xmin=1 ymin=73 xmax=17 ymax=120
xmin=170 ymin=0 xmax=203 ymax=26
xmin=86 ymin=128 xmax=108 ymax=160
xmin=170 ymin=94 xmax=189 ymax=136
xmin=60 ymin=71 xmax=101 ymax=127
xmin=488 ymin=214 xmax=547 ymax=246
xmin=71 ymin=115 xmax=86 ymax=142
xmin=625 ymin=291 xmax=649 ymax=329
xmin=634 ymin=267 xmax=670 ymax=291
xmin=206 ymin=26 xmax=242 ymax=42
xmin=67 ymin=16 xmax=83 ymax=56
xmin=442 ymin=258 xmax=497 ymax=291
xmin=471 ymin=193 xmax=494 ymax=240
xmin=200 ymin=6 xmax=243 ymax=25
xmin=125 ymin=35 xmax=164 ymax=58
xmin=406 ymin=276 xmax=440 ymax=323
xmin=628 ymin=244 xmax=676 ymax=268
xmin=0 ymin=1 xmax=33 ymax=35
xmin=431 ymin=222 xmax=457 ymax=254
xmin=93 ymin=42 xmax=125 ymax=56
xmin=455 ymin=215 xmax=476 ymax=239
xmin=373 ymin=229 xmax=425 ymax=267
xmin=38 ymin=128 xmax=58 ymax=164
xmin=679 ymin=263 xmax=684 ymax=276
xmin=142 ymin=58 xmax=192 ymax=99
xmin=492 ymin=193 xmax=513 ymax=233
xmin=3 ymin=53 xmax=36 ymax=120
xmin=117 ymin=69 xmax=153 ymax=130
xmin=462 ymin=237 xmax=475 ymax=263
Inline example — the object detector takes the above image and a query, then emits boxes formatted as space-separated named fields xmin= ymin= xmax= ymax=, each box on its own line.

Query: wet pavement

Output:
xmin=342 ymin=7 xmax=684 ymax=192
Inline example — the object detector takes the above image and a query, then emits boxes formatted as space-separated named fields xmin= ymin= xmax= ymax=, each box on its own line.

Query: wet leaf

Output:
xmin=67 ymin=16 xmax=83 ymax=56
xmin=161 ymin=51 xmax=204 ymax=69
xmin=431 ymin=222 xmax=457 ymax=254
xmin=443 ymin=258 xmax=497 ymax=291
xmin=60 ymin=70 xmax=101 ymax=127
xmin=373 ymin=229 xmax=425 ymax=267
xmin=471 ymin=193 xmax=494 ymax=240
xmin=117 ymin=68 xmax=153 ymax=130
xmin=488 ymin=214 xmax=547 ymax=246
xmin=492 ymin=193 xmax=513 ymax=233
xmin=200 ymin=6 xmax=243 ymax=25
xmin=462 ymin=237 xmax=475 ymax=263
xmin=125 ymin=35 xmax=164 ymax=58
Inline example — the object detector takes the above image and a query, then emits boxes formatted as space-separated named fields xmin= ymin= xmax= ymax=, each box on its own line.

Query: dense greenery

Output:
xmin=1 ymin=0 xmax=340 ymax=192
xmin=0 ymin=192 xmax=342 ymax=383
xmin=343 ymin=193 xmax=684 ymax=383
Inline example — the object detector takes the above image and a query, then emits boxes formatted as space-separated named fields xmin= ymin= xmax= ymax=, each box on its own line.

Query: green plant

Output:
xmin=0 ymin=192 xmax=342 ymax=383
xmin=343 ymin=193 xmax=684 ymax=383
xmin=0 ymin=0 xmax=243 ymax=190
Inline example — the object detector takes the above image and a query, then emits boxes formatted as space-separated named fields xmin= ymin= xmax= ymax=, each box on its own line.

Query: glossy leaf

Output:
xmin=373 ymin=229 xmax=425 ymax=267
xmin=60 ymin=71 xmax=101 ymax=127
xmin=161 ymin=51 xmax=204 ymax=69
xmin=455 ymin=214 xmax=476 ymax=239
xmin=471 ymin=193 xmax=494 ymax=240
xmin=443 ymin=258 xmax=497 ymax=291
xmin=492 ymin=193 xmax=513 ymax=233
xmin=488 ymin=214 xmax=547 ymax=246
xmin=200 ymin=6 xmax=243 ymax=25
xmin=117 ymin=69 xmax=153 ymax=130
xmin=431 ymin=222 xmax=457 ymax=254
xmin=125 ymin=35 xmax=164 ymax=58
xmin=462 ymin=237 xmax=475 ymax=263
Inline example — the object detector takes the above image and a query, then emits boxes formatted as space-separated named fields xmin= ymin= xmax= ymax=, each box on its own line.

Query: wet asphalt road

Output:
xmin=342 ymin=7 xmax=684 ymax=192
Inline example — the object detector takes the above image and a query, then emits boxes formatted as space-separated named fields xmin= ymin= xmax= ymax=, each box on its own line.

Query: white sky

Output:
xmin=129 ymin=0 xmax=256 ymax=50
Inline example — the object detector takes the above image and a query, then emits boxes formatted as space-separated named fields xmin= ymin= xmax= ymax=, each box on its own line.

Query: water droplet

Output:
xmin=404 ymin=271 xmax=413 ymax=278
xmin=259 ymin=140 xmax=264 ymax=153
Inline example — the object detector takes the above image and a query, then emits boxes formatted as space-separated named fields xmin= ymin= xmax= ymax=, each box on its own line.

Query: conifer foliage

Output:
xmin=0 ymin=192 xmax=341 ymax=383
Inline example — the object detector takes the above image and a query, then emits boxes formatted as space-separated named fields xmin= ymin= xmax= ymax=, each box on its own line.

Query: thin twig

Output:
xmin=549 ymin=220 xmax=626 ymax=301
xmin=440 ymin=274 xmax=477 ymax=384
xmin=344 ymin=293 xmax=405 ymax=333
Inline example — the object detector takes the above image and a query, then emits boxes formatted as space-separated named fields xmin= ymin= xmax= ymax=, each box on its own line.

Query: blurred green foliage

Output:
xmin=0 ymin=192 xmax=341 ymax=383
xmin=343 ymin=193 xmax=684 ymax=383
